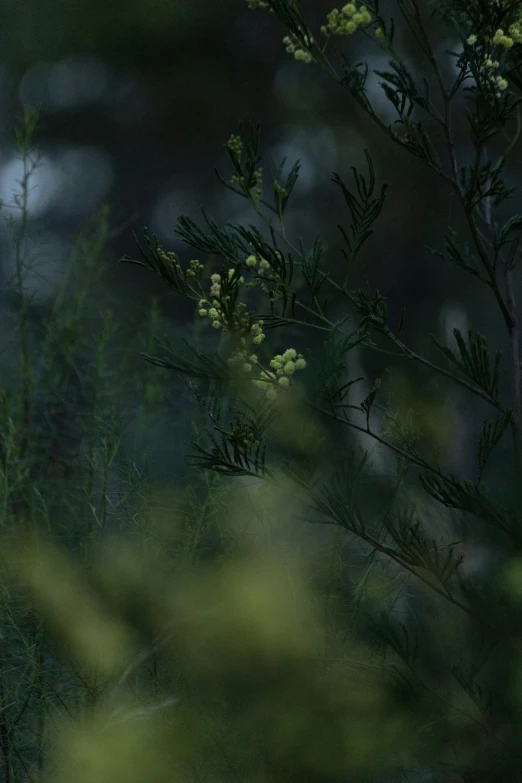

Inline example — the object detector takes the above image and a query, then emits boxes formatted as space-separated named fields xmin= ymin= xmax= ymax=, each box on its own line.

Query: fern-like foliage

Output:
xmin=188 ymin=398 xmax=276 ymax=478
xmin=430 ymin=327 xmax=503 ymax=401
xmin=332 ymin=149 xmax=388 ymax=275
xmin=418 ymin=471 xmax=514 ymax=534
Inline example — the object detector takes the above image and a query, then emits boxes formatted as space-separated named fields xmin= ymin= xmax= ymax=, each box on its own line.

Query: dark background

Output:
xmin=0 ymin=0 xmax=519 ymax=511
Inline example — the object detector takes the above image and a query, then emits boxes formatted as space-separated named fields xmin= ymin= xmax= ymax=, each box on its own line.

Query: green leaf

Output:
xmin=120 ymin=228 xmax=188 ymax=295
xmin=188 ymin=398 xmax=276 ymax=479
xmin=477 ymin=407 xmax=512 ymax=481
xmin=418 ymin=471 xmax=513 ymax=534
xmin=175 ymin=211 xmax=248 ymax=264
xmin=141 ymin=338 xmax=230 ymax=382
xmin=430 ymin=328 xmax=502 ymax=400
xmin=351 ymin=285 xmax=388 ymax=327
xmin=384 ymin=504 xmax=464 ymax=585
xmin=360 ymin=378 xmax=382 ymax=429
xmin=301 ymin=234 xmax=327 ymax=297
xmin=313 ymin=328 xmax=368 ymax=404
xmin=332 ymin=150 xmax=388 ymax=275
xmin=399 ymin=117 xmax=441 ymax=169
xmin=272 ymin=156 xmax=301 ymax=217
xmin=429 ymin=229 xmax=483 ymax=279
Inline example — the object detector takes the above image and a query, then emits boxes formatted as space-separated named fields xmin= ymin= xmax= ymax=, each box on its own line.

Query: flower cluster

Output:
xmin=245 ymin=252 xmax=281 ymax=300
xmin=156 ymin=248 xmax=201 ymax=293
xmin=185 ymin=258 xmax=205 ymax=278
xmin=231 ymin=168 xmax=263 ymax=205
xmin=320 ymin=4 xmax=372 ymax=37
xmin=196 ymin=249 xmax=306 ymax=400
xmin=251 ymin=321 xmax=266 ymax=345
xmin=158 ymin=248 xmax=183 ymax=271
xmin=247 ymin=1 xmax=373 ymax=62
xmin=467 ymin=13 xmax=522 ymax=53
xmin=198 ymin=270 xmax=246 ymax=330
xmin=464 ymin=5 xmax=522 ymax=96
xmin=243 ymin=348 xmax=307 ymax=401
xmin=226 ymin=134 xmax=242 ymax=160
xmin=491 ymin=18 xmax=522 ymax=49
xmin=225 ymin=134 xmax=263 ymax=205
xmin=246 ymin=0 xmax=274 ymax=11
xmin=282 ymin=32 xmax=315 ymax=64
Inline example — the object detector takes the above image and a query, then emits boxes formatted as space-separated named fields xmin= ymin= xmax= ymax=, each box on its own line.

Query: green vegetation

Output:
xmin=3 ymin=1 xmax=522 ymax=780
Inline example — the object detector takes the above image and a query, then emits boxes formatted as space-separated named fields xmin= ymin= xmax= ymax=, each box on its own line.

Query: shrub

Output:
xmin=4 ymin=1 xmax=522 ymax=780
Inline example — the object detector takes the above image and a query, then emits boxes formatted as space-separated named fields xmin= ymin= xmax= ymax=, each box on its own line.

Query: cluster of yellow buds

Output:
xmin=230 ymin=166 xmax=263 ymax=206
xmin=227 ymin=347 xmax=259 ymax=373
xmin=246 ymin=253 xmax=272 ymax=272
xmin=509 ymin=17 xmax=522 ymax=44
xmin=210 ymin=272 xmax=222 ymax=298
xmin=245 ymin=253 xmax=273 ymax=290
xmin=282 ymin=32 xmax=315 ymax=64
xmin=246 ymin=251 xmax=284 ymax=302
xmin=198 ymin=272 xmax=224 ymax=329
xmin=469 ymin=44 xmax=507 ymax=95
xmin=246 ymin=0 xmax=274 ymax=11
xmin=198 ymin=269 xmax=247 ymax=330
xmin=467 ymin=12 xmax=522 ymax=53
xmin=273 ymin=179 xmax=289 ymax=200
xmin=185 ymin=259 xmax=204 ymax=279
xmin=227 ymin=344 xmax=307 ymax=402
xmin=479 ymin=51 xmax=508 ymax=97
xmin=197 ymin=251 xmax=278 ymax=334
xmin=195 ymin=248 xmax=285 ymax=334
xmin=466 ymin=22 xmax=520 ymax=97
xmin=269 ymin=348 xmax=307 ymax=377
xmin=225 ymin=133 xmax=263 ymax=204
xmin=250 ymin=320 xmax=266 ymax=345
xmin=157 ymin=248 xmax=196 ymax=292
xmin=251 ymin=348 xmax=307 ymax=401
xmin=226 ymin=134 xmax=242 ymax=160
xmin=158 ymin=248 xmax=183 ymax=272
xmin=493 ymin=74 xmax=509 ymax=94
xmin=198 ymin=299 xmax=222 ymax=330
xmin=197 ymin=253 xmax=307 ymax=400
xmin=320 ymin=4 xmax=372 ymax=37
xmin=492 ymin=22 xmax=522 ymax=48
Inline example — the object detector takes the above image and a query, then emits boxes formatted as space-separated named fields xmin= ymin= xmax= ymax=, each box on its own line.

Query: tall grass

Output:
xmin=0 ymin=108 xmax=233 ymax=782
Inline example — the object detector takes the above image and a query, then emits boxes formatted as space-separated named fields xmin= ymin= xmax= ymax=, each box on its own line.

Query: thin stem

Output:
xmin=504 ymin=246 xmax=522 ymax=478
xmin=410 ymin=0 xmax=447 ymax=98
xmin=313 ymin=402 xmax=447 ymax=479
xmin=13 ymin=148 xmax=35 ymax=469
